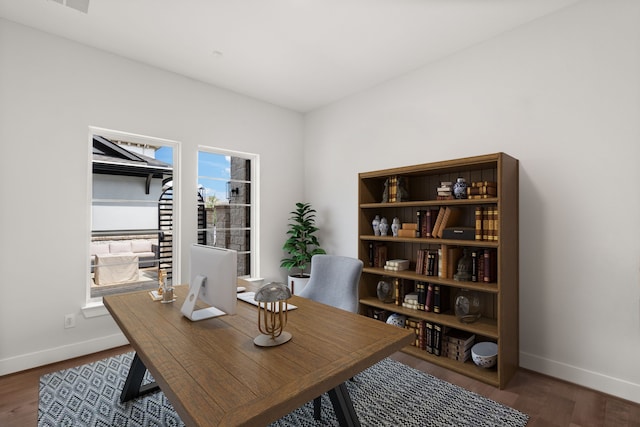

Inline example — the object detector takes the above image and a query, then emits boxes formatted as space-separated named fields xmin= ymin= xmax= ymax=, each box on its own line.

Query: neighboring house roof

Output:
xmin=93 ymin=135 xmax=172 ymax=179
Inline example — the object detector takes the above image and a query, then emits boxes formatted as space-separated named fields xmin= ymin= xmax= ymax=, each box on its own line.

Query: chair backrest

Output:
xmin=297 ymin=254 xmax=364 ymax=313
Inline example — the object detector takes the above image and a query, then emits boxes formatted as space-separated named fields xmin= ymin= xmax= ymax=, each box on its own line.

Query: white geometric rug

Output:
xmin=38 ymin=352 xmax=529 ymax=427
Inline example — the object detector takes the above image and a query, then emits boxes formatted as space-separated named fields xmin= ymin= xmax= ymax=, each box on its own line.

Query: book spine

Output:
xmin=368 ymin=243 xmax=374 ymax=267
xmin=432 ymin=207 xmax=445 ymax=239
xmin=471 ymin=250 xmax=478 ymax=282
xmin=475 ymin=206 xmax=483 ymax=240
xmin=492 ymin=206 xmax=499 ymax=241
xmin=433 ymin=323 xmax=443 ymax=356
xmin=416 ymin=210 xmax=422 ymax=238
xmin=482 ymin=208 xmax=489 ymax=241
xmin=417 ymin=282 xmax=426 ymax=311
xmin=425 ymin=283 xmax=434 ymax=312
xmin=483 ymin=249 xmax=492 ymax=283
xmin=418 ymin=320 xmax=426 ymax=350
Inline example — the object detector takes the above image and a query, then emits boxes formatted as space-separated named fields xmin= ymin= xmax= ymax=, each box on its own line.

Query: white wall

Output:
xmin=304 ymin=0 xmax=640 ymax=403
xmin=0 ymin=19 xmax=304 ymax=373
xmin=2 ymin=0 xmax=639 ymax=405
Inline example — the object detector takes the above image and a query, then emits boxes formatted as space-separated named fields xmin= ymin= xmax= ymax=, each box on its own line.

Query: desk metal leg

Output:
xmin=328 ymin=382 xmax=361 ymax=427
xmin=120 ymin=353 xmax=160 ymax=403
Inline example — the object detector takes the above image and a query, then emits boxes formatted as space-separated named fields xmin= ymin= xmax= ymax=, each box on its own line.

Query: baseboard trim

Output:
xmin=520 ymin=350 xmax=640 ymax=404
xmin=0 ymin=333 xmax=128 ymax=376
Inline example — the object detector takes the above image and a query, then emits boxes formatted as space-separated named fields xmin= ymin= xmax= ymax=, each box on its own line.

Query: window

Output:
xmin=197 ymin=147 xmax=258 ymax=278
xmin=88 ymin=128 xmax=179 ymax=303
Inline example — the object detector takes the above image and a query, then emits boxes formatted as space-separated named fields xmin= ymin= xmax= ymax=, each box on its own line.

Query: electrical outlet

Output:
xmin=64 ymin=313 xmax=76 ymax=329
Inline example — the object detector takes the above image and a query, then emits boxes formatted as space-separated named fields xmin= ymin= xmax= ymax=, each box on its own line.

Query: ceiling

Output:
xmin=0 ymin=0 xmax=581 ymax=112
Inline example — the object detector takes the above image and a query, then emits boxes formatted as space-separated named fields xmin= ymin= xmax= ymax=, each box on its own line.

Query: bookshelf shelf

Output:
xmin=360 ymin=235 xmax=500 ymax=248
xmin=357 ymin=152 xmax=519 ymax=389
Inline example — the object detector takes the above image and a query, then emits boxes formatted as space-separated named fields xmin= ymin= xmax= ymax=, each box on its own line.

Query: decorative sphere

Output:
xmin=386 ymin=313 xmax=407 ymax=328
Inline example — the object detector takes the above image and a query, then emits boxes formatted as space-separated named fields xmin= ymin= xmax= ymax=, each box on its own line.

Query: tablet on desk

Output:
xmin=237 ymin=291 xmax=297 ymax=311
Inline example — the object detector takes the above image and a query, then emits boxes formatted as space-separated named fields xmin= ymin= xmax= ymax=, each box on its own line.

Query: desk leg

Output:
xmin=120 ymin=353 xmax=160 ymax=403
xmin=328 ymin=382 xmax=361 ymax=427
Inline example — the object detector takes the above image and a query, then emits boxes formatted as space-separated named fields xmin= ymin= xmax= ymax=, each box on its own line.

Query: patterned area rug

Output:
xmin=38 ymin=352 xmax=528 ymax=427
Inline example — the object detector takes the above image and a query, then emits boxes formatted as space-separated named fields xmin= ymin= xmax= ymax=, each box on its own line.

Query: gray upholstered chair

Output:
xmin=297 ymin=254 xmax=364 ymax=420
xmin=298 ymin=254 xmax=363 ymax=313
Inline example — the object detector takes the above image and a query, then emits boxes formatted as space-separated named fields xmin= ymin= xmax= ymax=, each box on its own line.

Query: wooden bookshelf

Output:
xmin=357 ymin=152 xmax=518 ymax=389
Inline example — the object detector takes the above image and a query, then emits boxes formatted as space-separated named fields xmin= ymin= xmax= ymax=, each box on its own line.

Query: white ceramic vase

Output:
xmin=287 ymin=275 xmax=310 ymax=295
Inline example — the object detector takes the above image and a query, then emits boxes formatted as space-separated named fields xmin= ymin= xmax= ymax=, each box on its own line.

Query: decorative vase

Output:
xmin=379 ymin=217 xmax=389 ymax=236
xmin=454 ymin=289 xmax=481 ymax=323
xmin=372 ymin=215 xmax=381 ymax=236
xmin=287 ymin=274 xmax=310 ymax=296
xmin=391 ymin=217 xmax=400 ymax=237
xmin=453 ymin=177 xmax=467 ymax=199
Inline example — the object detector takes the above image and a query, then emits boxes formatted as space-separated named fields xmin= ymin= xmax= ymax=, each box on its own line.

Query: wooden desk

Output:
xmin=104 ymin=283 xmax=413 ymax=427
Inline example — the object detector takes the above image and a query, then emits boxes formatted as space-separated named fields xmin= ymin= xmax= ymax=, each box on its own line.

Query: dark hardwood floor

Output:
xmin=1 ymin=345 xmax=639 ymax=426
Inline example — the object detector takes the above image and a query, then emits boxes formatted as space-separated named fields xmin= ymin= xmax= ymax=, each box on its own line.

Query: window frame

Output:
xmin=85 ymin=126 xmax=182 ymax=308
xmin=197 ymin=145 xmax=260 ymax=279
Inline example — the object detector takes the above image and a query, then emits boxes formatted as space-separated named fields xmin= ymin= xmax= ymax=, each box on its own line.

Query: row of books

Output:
xmin=369 ymin=243 xmax=496 ymax=284
xmin=416 ymin=206 xmax=461 ymax=239
xmin=365 ymin=307 xmax=478 ymax=362
xmin=416 ymin=247 xmax=497 ymax=283
xmin=368 ymin=243 xmax=388 ymax=267
xmin=405 ymin=320 xmax=476 ymax=360
xmin=475 ymin=205 xmax=498 ymax=241
xmin=396 ymin=279 xmax=450 ymax=312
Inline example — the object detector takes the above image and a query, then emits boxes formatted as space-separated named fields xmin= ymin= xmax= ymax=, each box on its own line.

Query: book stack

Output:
xmin=384 ymin=258 xmax=410 ymax=271
xmin=402 ymin=292 xmax=419 ymax=310
xmin=467 ymin=181 xmax=497 ymax=199
xmin=441 ymin=329 xmax=475 ymax=362
xmin=436 ymin=181 xmax=453 ymax=200
xmin=397 ymin=222 xmax=418 ymax=238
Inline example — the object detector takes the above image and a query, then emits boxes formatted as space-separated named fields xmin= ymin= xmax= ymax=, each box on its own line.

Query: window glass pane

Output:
xmin=91 ymin=135 xmax=174 ymax=299
xmin=198 ymin=150 xmax=254 ymax=278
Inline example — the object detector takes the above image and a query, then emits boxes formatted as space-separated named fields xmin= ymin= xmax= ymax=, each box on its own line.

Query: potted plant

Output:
xmin=280 ymin=202 xmax=326 ymax=294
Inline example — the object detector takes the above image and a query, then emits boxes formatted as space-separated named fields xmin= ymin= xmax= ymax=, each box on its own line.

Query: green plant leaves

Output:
xmin=280 ymin=202 xmax=326 ymax=275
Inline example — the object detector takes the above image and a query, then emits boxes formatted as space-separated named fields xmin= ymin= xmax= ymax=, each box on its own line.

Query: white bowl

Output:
xmin=471 ymin=342 xmax=498 ymax=368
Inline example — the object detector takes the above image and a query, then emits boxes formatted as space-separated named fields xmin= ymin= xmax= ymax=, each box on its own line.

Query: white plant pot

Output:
xmin=287 ymin=275 xmax=310 ymax=296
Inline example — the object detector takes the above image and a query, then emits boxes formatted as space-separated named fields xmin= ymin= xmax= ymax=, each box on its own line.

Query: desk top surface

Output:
xmin=104 ymin=282 xmax=413 ymax=427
